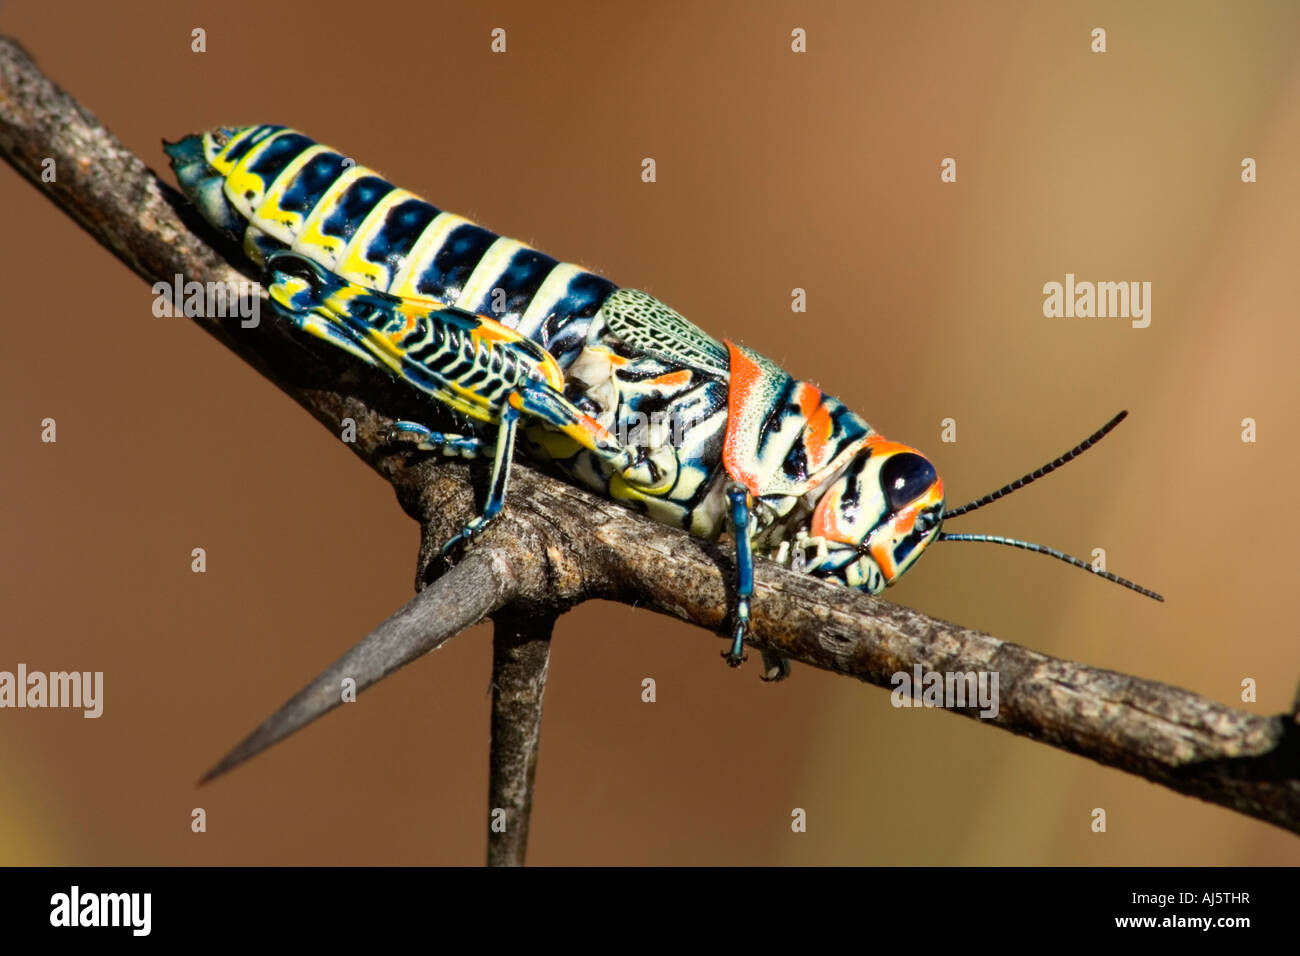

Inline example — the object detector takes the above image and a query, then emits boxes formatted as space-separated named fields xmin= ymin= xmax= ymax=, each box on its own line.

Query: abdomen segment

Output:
xmin=166 ymin=124 xmax=616 ymax=366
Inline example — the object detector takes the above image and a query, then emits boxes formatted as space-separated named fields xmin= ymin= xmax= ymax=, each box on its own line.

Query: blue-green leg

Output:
xmin=440 ymin=402 xmax=520 ymax=556
xmin=724 ymin=483 xmax=754 ymax=668
xmin=722 ymin=485 xmax=790 ymax=678
xmin=389 ymin=421 xmax=485 ymax=457
xmin=407 ymin=375 xmax=643 ymax=558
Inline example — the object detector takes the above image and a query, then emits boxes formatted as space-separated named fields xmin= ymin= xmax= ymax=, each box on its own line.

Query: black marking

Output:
xmin=321 ymin=175 xmax=395 ymax=243
xmin=417 ymin=223 xmax=498 ymax=299
xmin=246 ymin=132 xmax=316 ymax=190
xmin=225 ymin=125 xmax=283 ymax=166
xmin=461 ymin=367 xmax=490 ymax=389
xmin=892 ymin=527 xmax=928 ymax=567
xmin=280 ymin=151 xmax=352 ymax=215
xmin=840 ymin=453 xmax=867 ymax=510
xmin=365 ymin=199 xmax=439 ymax=283
xmin=475 ymin=247 xmax=558 ymax=318
xmin=757 ymin=375 xmax=797 ymax=456
xmin=782 ymin=441 xmax=809 ymax=483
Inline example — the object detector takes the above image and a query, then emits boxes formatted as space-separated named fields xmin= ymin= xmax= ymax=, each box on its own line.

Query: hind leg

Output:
xmin=508 ymin=379 xmax=678 ymax=493
xmin=436 ymin=377 xmax=668 ymax=557
xmin=388 ymin=421 xmax=486 ymax=458
xmin=438 ymin=402 xmax=521 ymax=556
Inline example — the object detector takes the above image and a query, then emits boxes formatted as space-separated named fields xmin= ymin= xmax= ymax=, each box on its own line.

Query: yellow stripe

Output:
xmin=250 ymin=144 xmax=330 ymax=244
xmin=333 ymin=188 xmax=417 ymax=290
xmin=223 ymin=129 xmax=296 ymax=221
xmin=208 ymin=126 xmax=264 ymax=174
xmin=288 ymin=164 xmax=368 ymax=269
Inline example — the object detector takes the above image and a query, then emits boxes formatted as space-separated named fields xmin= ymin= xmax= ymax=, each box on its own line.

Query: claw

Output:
xmin=387 ymin=420 xmax=429 ymax=445
xmin=440 ymin=519 xmax=485 ymax=556
xmin=759 ymin=650 xmax=791 ymax=682
xmin=721 ymin=647 xmax=748 ymax=668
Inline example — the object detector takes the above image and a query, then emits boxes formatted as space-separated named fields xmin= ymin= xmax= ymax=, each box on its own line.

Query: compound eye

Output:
xmin=880 ymin=453 xmax=937 ymax=513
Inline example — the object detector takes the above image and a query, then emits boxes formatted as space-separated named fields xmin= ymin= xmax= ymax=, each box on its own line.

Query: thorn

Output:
xmin=199 ymin=548 xmax=514 ymax=784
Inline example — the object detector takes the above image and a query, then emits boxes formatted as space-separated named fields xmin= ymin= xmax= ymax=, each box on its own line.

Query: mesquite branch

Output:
xmin=3 ymin=35 xmax=1298 ymax=857
xmin=488 ymin=611 xmax=555 ymax=867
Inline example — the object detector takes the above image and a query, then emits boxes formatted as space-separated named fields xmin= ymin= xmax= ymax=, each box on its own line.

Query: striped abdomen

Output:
xmin=165 ymin=125 xmax=616 ymax=366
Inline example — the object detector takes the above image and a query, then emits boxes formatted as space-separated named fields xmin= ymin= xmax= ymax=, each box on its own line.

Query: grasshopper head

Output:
xmin=793 ymin=412 xmax=1164 ymax=604
xmin=799 ymin=440 xmax=945 ymax=593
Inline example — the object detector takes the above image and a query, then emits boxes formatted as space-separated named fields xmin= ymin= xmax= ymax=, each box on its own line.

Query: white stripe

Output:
xmin=387 ymin=211 xmax=470 ymax=301
xmin=517 ymin=262 xmax=583 ymax=339
xmin=457 ymin=237 xmax=528 ymax=316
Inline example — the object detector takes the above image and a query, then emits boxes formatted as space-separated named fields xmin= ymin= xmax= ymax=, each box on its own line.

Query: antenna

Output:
xmin=941 ymin=410 xmax=1127 ymax=520
xmin=937 ymin=410 xmax=1163 ymax=602
xmin=937 ymin=532 xmax=1163 ymax=601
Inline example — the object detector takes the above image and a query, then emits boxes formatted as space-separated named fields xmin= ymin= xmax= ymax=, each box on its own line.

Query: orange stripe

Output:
xmin=796 ymin=383 xmax=835 ymax=470
xmin=722 ymin=341 xmax=764 ymax=493
xmin=647 ymin=369 xmax=692 ymax=388
xmin=812 ymin=484 xmax=846 ymax=541
xmin=869 ymin=538 xmax=898 ymax=580
xmin=392 ymin=308 xmax=418 ymax=342
xmin=472 ymin=324 xmax=516 ymax=345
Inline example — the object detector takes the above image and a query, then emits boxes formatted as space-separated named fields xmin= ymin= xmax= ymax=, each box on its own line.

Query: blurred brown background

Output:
xmin=2 ymin=0 xmax=1298 ymax=865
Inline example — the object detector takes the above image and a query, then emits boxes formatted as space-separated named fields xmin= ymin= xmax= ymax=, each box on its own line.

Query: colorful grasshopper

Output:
xmin=167 ymin=125 xmax=1162 ymax=679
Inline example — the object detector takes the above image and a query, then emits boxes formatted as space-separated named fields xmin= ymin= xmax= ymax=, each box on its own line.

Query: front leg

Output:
xmin=724 ymin=482 xmax=754 ymax=668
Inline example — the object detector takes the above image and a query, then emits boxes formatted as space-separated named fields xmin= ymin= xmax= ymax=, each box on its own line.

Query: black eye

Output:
xmin=880 ymin=453 xmax=937 ymax=512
